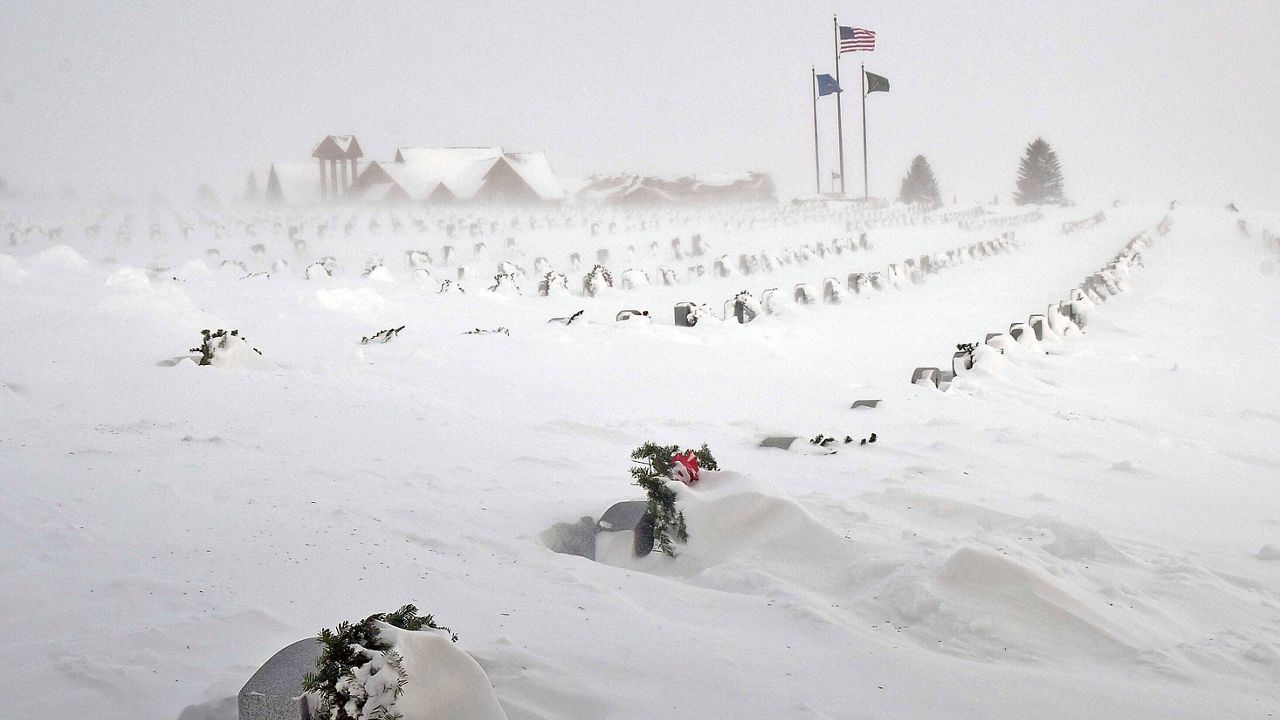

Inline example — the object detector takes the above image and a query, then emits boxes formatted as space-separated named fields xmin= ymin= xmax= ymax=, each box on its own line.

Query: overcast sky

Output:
xmin=2 ymin=1 xmax=1278 ymax=207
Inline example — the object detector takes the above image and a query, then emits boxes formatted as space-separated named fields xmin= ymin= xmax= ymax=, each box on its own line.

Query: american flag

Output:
xmin=839 ymin=26 xmax=875 ymax=53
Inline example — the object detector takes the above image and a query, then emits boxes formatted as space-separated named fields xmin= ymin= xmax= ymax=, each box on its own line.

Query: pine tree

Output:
xmin=897 ymin=155 xmax=942 ymax=209
xmin=1014 ymin=138 xmax=1065 ymax=205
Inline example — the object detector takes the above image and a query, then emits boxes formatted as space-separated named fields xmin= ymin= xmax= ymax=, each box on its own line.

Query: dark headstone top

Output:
xmin=238 ymin=638 xmax=322 ymax=720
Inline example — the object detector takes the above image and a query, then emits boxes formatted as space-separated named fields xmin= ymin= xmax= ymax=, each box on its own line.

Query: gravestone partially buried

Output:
xmin=238 ymin=638 xmax=322 ymax=720
xmin=760 ymin=436 xmax=800 ymax=450
xmin=794 ymin=283 xmax=815 ymax=305
xmin=850 ymin=399 xmax=882 ymax=409
xmin=597 ymin=500 xmax=655 ymax=558
xmin=1027 ymin=314 xmax=1047 ymax=341
xmin=911 ymin=367 xmax=942 ymax=388
xmin=760 ymin=288 xmax=780 ymax=315
xmin=1009 ymin=323 xmax=1027 ymax=342
xmin=674 ymin=302 xmax=697 ymax=327
xmin=822 ymin=277 xmax=842 ymax=304
xmin=952 ymin=350 xmax=974 ymax=375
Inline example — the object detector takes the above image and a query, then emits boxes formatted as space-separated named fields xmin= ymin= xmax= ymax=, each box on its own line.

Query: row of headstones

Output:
xmin=671 ymin=234 xmax=1019 ymax=326
xmin=788 ymin=233 xmax=1017 ymax=308
xmin=248 ymin=207 xmax=989 ymax=290
xmin=1061 ymin=210 xmax=1107 ymax=235
xmin=958 ymin=208 xmax=1043 ymax=232
xmin=911 ymin=219 xmax=1167 ymax=390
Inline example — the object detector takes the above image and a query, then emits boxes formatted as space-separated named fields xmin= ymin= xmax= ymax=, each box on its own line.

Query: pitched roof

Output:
xmin=388 ymin=147 xmax=565 ymax=201
xmin=312 ymin=135 xmax=363 ymax=159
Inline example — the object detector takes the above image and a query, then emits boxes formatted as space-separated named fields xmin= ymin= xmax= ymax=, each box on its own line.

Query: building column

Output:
xmin=319 ymin=158 xmax=328 ymax=200
xmin=329 ymin=159 xmax=339 ymax=198
xmin=338 ymin=159 xmax=347 ymax=195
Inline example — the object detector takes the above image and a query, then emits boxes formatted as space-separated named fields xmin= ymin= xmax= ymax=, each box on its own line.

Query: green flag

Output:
xmin=864 ymin=70 xmax=890 ymax=94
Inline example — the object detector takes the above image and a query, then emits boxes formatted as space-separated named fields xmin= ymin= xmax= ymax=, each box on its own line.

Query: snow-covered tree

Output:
xmin=897 ymin=155 xmax=942 ymax=208
xmin=1014 ymin=138 xmax=1066 ymax=205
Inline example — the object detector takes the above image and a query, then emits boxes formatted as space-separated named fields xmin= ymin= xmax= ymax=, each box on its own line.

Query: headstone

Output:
xmin=1009 ymin=323 xmax=1026 ymax=342
xmin=760 ymin=436 xmax=799 ymax=450
xmin=616 ymin=309 xmax=648 ymax=321
xmin=822 ymin=277 xmax=842 ymax=304
xmin=952 ymin=350 xmax=974 ymax=375
xmin=596 ymin=501 xmax=655 ymax=557
xmin=794 ymin=283 xmax=814 ymax=305
xmin=911 ymin=367 xmax=941 ymax=388
xmin=760 ymin=288 xmax=779 ymax=315
xmin=674 ymin=302 xmax=697 ymax=327
xmin=1027 ymin=314 xmax=1047 ymax=341
xmin=238 ymin=638 xmax=322 ymax=720
xmin=597 ymin=248 xmax=609 ymax=265
xmin=850 ymin=399 xmax=881 ymax=409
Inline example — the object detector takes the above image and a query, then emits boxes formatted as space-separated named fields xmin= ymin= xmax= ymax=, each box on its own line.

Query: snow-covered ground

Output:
xmin=1 ymin=200 xmax=1278 ymax=719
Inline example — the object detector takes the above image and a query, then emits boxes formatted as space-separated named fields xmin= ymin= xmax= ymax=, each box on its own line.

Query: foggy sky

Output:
xmin=2 ymin=1 xmax=1278 ymax=208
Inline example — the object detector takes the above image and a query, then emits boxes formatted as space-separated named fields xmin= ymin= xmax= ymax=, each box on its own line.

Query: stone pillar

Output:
xmin=338 ymin=159 xmax=347 ymax=195
xmin=329 ymin=159 xmax=338 ymax=198
xmin=318 ymin=159 xmax=328 ymax=200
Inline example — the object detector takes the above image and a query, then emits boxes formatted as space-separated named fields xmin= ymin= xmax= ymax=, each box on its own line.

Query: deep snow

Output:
xmin=1 ymin=200 xmax=1278 ymax=719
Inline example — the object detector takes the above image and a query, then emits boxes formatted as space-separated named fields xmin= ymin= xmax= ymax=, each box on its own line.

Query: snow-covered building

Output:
xmin=312 ymin=135 xmax=363 ymax=200
xmin=576 ymin=172 xmax=776 ymax=206
xmin=347 ymin=147 xmax=565 ymax=205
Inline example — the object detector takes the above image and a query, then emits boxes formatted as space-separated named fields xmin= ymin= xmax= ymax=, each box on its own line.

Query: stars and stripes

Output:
xmin=839 ymin=26 xmax=875 ymax=53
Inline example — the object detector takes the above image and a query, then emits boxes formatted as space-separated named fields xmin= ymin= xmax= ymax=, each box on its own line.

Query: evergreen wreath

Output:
xmin=582 ymin=264 xmax=613 ymax=296
xmin=628 ymin=442 xmax=719 ymax=557
xmin=362 ymin=326 xmax=405 ymax=345
xmin=302 ymin=604 xmax=457 ymax=720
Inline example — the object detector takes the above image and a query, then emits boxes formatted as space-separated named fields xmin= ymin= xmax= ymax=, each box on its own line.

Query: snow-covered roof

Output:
xmin=506 ymin=152 xmax=566 ymax=201
xmin=266 ymin=161 xmax=323 ymax=205
xmin=388 ymin=147 xmax=564 ymax=202
xmin=575 ymin=172 xmax=775 ymax=205
xmin=312 ymin=135 xmax=363 ymax=159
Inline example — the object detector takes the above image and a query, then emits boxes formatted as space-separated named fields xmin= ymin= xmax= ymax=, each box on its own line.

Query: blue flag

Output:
xmin=816 ymin=74 xmax=841 ymax=97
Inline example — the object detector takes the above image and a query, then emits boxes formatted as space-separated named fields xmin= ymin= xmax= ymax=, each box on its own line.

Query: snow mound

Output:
xmin=375 ymin=623 xmax=508 ymax=720
xmin=33 ymin=244 xmax=90 ymax=272
xmin=366 ymin=265 xmax=396 ymax=283
xmin=316 ymin=287 xmax=387 ymax=321
xmin=205 ymin=333 xmax=265 ymax=369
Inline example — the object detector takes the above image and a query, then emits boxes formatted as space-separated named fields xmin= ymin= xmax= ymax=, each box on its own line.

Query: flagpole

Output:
xmin=833 ymin=15 xmax=846 ymax=196
xmin=811 ymin=67 xmax=820 ymax=195
xmin=861 ymin=61 xmax=869 ymax=201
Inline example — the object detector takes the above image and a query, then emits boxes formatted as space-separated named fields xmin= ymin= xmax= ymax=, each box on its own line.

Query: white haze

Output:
xmin=1 ymin=1 xmax=1278 ymax=208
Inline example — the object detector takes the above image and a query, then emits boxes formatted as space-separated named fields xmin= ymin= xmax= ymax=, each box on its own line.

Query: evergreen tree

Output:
xmin=897 ymin=155 xmax=942 ymax=209
xmin=1014 ymin=138 xmax=1066 ymax=205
